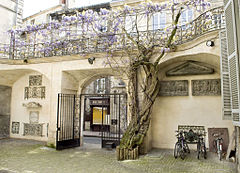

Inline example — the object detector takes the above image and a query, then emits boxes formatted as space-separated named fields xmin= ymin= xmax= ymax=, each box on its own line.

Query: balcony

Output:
xmin=0 ymin=6 xmax=224 ymax=60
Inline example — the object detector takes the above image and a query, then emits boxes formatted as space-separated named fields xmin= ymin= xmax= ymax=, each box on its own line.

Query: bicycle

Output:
xmin=196 ymin=133 xmax=207 ymax=159
xmin=174 ymin=130 xmax=190 ymax=160
xmin=213 ymin=133 xmax=223 ymax=160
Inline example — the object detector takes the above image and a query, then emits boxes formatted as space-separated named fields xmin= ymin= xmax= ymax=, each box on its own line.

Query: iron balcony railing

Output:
xmin=0 ymin=6 xmax=224 ymax=60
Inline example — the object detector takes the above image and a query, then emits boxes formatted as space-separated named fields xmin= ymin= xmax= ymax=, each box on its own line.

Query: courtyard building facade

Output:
xmin=0 ymin=0 xmax=238 ymax=167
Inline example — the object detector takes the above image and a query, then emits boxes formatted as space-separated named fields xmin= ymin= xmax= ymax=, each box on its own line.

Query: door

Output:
xmin=56 ymin=94 xmax=80 ymax=150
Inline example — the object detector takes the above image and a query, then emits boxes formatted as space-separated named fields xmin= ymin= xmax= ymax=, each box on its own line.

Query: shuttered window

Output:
xmin=220 ymin=30 xmax=232 ymax=120
xmin=224 ymin=0 xmax=240 ymax=125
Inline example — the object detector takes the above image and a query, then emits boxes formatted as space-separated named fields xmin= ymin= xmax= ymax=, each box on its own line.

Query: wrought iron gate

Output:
xmin=56 ymin=94 xmax=80 ymax=150
xmin=81 ymin=93 xmax=127 ymax=148
xmin=56 ymin=93 xmax=127 ymax=149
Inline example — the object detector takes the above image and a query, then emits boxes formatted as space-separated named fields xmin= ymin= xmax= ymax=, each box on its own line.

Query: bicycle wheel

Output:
xmin=184 ymin=142 xmax=190 ymax=153
xmin=179 ymin=145 xmax=186 ymax=160
xmin=202 ymin=143 xmax=207 ymax=159
xmin=218 ymin=144 xmax=222 ymax=161
xmin=197 ymin=143 xmax=200 ymax=159
xmin=174 ymin=142 xmax=179 ymax=159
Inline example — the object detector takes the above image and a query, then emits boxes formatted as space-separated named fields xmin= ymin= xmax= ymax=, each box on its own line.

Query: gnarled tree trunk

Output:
xmin=117 ymin=8 xmax=182 ymax=160
xmin=117 ymin=64 xmax=160 ymax=160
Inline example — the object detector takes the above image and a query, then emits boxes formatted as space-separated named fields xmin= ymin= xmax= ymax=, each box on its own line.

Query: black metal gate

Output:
xmin=81 ymin=93 xmax=127 ymax=148
xmin=56 ymin=94 xmax=80 ymax=150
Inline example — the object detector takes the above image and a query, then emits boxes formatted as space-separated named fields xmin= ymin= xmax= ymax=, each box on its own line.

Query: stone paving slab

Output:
xmin=0 ymin=139 xmax=236 ymax=173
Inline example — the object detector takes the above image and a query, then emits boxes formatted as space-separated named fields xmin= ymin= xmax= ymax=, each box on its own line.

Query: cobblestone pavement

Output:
xmin=0 ymin=139 xmax=236 ymax=173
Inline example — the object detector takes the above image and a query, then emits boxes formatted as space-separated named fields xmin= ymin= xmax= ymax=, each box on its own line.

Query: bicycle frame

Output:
xmin=174 ymin=131 xmax=189 ymax=160
xmin=197 ymin=133 xmax=207 ymax=159
xmin=213 ymin=133 xmax=223 ymax=161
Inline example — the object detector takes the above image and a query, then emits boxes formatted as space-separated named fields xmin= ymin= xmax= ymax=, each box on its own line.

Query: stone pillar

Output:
xmin=237 ymin=126 xmax=240 ymax=173
xmin=47 ymin=65 xmax=62 ymax=146
xmin=78 ymin=85 xmax=84 ymax=146
xmin=0 ymin=86 xmax=11 ymax=138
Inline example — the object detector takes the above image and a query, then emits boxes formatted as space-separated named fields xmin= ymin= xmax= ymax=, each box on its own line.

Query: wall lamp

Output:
xmin=23 ymin=58 xmax=28 ymax=63
xmin=88 ymin=57 xmax=95 ymax=64
xmin=206 ymin=40 xmax=214 ymax=47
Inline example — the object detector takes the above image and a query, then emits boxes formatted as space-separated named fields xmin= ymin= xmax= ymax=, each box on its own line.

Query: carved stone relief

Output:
xmin=159 ymin=80 xmax=188 ymax=96
xmin=24 ymin=75 xmax=45 ymax=99
xmin=11 ymin=122 xmax=20 ymax=134
xmin=23 ymin=123 xmax=43 ymax=136
xmin=24 ymin=86 xmax=45 ymax=99
xmin=29 ymin=75 xmax=42 ymax=86
xmin=29 ymin=111 xmax=39 ymax=124
xmin=22 ymin=102 xmax=42 ymax=108
xmin=166 ymin=61 xmax=214 ymax=76
xmin=192 ymin=79 xmax=221 ymax=96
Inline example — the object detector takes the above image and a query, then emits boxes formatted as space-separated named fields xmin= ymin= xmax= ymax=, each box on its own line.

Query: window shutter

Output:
xmin=224 ymin=0 xmax=240 ymax=125
xmin=220 ymin=30 xmax=232 ymax=120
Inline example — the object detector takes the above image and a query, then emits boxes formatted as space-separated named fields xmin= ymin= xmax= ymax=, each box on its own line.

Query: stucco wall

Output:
xmin=10 ymin=72 xmax=50 ymax=141
xmin=23 ymin=5 xmax=62 ymax=25
xmin=61 ymin=71 xmax=78 ymax=94
xmin=151 ymin=66 xmax=234 ymax=150
xmin=0 ymin=85 xmax=11 ymax=138
xmin=0 ymin=1 xmax=17 ymax=44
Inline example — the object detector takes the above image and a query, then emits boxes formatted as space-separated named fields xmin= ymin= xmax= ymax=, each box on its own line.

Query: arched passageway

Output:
xmin=81 ymin=75 xmax=127 ymax=148
xmin=56 ymin=73 xmax=128 ymax=149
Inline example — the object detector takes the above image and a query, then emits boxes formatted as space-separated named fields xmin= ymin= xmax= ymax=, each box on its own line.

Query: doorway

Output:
xmin=82 ymin=94 xmax=127 ymax=148
xmin=56 ymin=93 xmax=127 ymax=149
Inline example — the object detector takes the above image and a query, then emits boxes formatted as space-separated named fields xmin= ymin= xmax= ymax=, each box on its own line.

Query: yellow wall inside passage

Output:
xmin=93 ymin=107 xmax=107 ymax=124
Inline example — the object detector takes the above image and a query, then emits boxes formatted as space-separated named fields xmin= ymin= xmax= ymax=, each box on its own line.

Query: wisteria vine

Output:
xmin=0 ymin=0 xmax=215 ymax=60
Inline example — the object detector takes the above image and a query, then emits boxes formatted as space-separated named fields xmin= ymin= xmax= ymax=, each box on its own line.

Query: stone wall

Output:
xmin=0 ymin=85 xmax=11 ymax=138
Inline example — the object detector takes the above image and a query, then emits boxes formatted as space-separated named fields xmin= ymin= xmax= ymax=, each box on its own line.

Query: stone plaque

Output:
xmin=11 ymin=122 xmax=20 ymax=134
xmin=23 ymin=123 xmax=43 ymax=136
xmin=166 ymin=61 xmax=214 ymax=76
xmin=23 ymin=102 xmax=42 ymax=108
xmin=29 ymin=75 xmax=42 ymax=86
xmin=29 ymin=111 xmax=39 ymax=124
xmin=159 ymin=80 xmax=188 ymax=96
xmin=24 ymin=86 xmax=45 ymax=99
xmin=192 ymin=79 xmax=221 ymax=96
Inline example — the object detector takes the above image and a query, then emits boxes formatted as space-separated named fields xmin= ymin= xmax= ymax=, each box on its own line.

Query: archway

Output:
xmin=151 ymin=54 xmax=233 ymax=151
xmin=0 ymin=69 xmax=51 ymax=142
xmin=80 ymin=75 xmax=127 ymax=148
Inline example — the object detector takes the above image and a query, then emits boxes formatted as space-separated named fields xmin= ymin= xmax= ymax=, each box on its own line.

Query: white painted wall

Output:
xmin=151 ymin=68 xmax=234 ymax=150
xmin=0 ymin=0 xmax=17 ymax=44
xmin=23 ymin=5 xmax=62 ymax=25
xmin=10 ymin=71 xmax=50 ymax=141
xmin=61 ymin=71 xmax=78 ymax=94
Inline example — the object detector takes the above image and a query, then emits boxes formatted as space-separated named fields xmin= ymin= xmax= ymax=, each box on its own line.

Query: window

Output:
xmin=180 ymin=9 xmax=193 ymax=30
xmin=99 ymin=19 xmax=108 ymax=32
xmin=30 ymin=19 xmax=35 ymax=25
xmin=180 ymin=9 xmax=193 ymax=25
xmin=125 ymin=15 xmax=136 ymax=33
xmin=153 ymin=12 xmax=166 ymax=30
xmin=96 ymin=78 xmax=106 ymax=94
